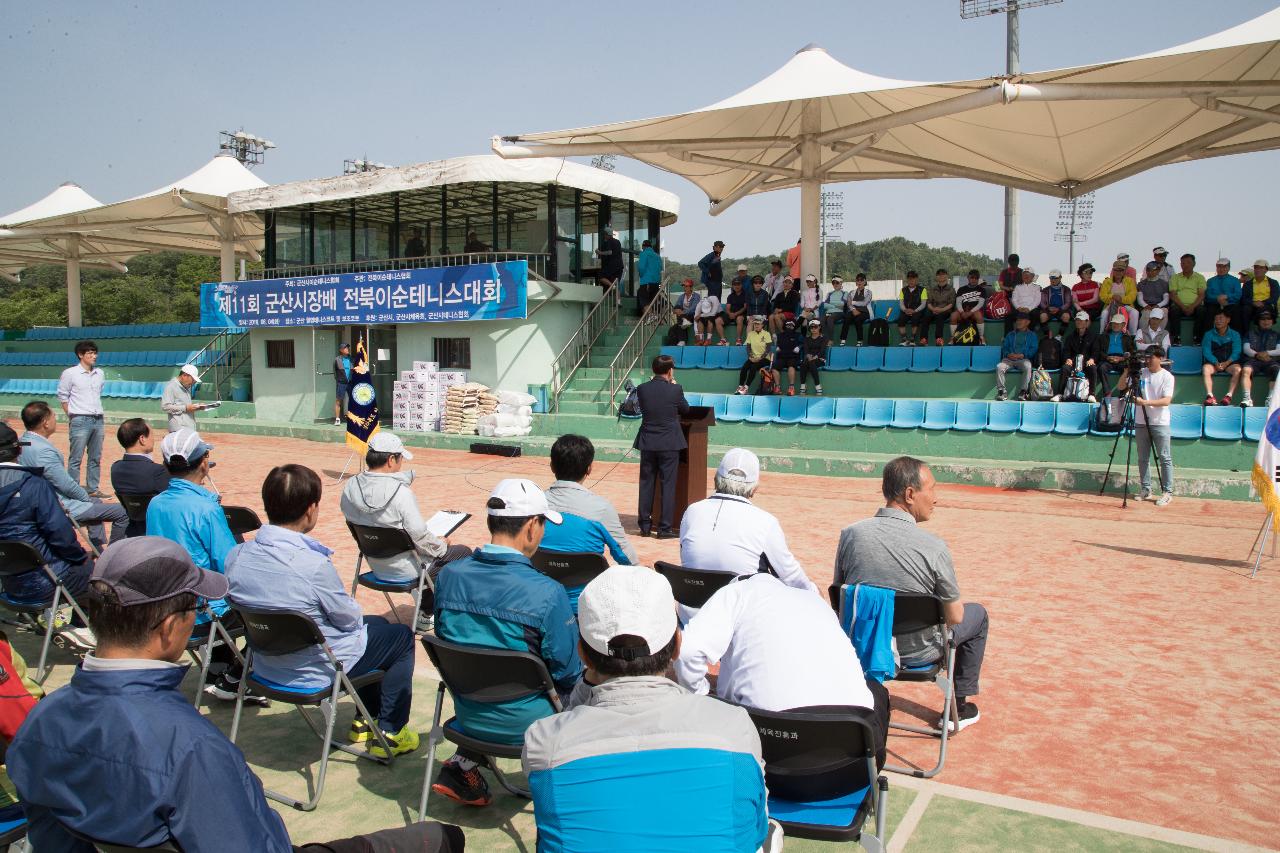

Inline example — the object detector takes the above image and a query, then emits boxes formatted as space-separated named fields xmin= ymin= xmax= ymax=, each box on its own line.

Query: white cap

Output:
xmin=367 ymin=431 xmax=413 ymax=460
xmin=1149 ymin=307 xmax=1165 ymax=319
xmin=808 ymin=319 xmax=821 ymax=327
xmin=1217 ymin=258 xmax=1231 ymax=266
xmin=1049 ymin=269 xmax=1062 ymax=278
xmin=1109 ymin=312 xmax=1127 ymax=324
xmin=804 ymin=274 xmax=818 ymax=282
xmin=487 ymin=478 xmax=562 ymax=524
xmin=180 ymin=364 xmax=201 ymax=381
xmin=160 ymin=428 xmax=212 ymax=465
xmin=737 ymin=264 xmax=749 ymax=272
xmin=1255 ymin=259 xmax=1270 ymax=268
xmin=1116 ymin=253 xmax=1130 ymax=261
xmin=1022 ymin=266 xmax=1035 ymax=276
xmin=717 ymin=447 xmax=760 ymax=484
xmin=577 ymin=565 xmax=678 ymax=660
xmin=1074 ymin=310 xmax=1091 ymax=321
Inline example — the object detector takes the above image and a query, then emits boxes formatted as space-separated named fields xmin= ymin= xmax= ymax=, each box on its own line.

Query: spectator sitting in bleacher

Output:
xmin=663 ymin=307 xmax=691 ymax=347
xmin=800 ymin=273 xmax=822 ymax=324
xmin=679 ymin=449 xmax=817 ymax=622
xmin=1205 ymin=258 xmax=1243 ymax=332
xmin=1137 ymin=261 xmax=1171 ymax=330
xmin=736 ymin=316 xmax=774 ymax=395
xmin=1168 ymin=253 xmax=1207 ymax=345
xmin=1202 ymin=309 xmax=1243 ymax=406
xmin=8 ymin=536 xmax=463 ymax=853
xmin=228 ymin=464 xmax=420 ymax=758
xmin=0 ymin=422 xmax=95 ymax=650
xmin=1136 ymin=307 xmax=1172 ymax=354
xmin=693 ymin=289 xmax=727 ymax=346
xmin=994 ymin=312 xmax=1039 ymax=402
xmin=109 ymin=418 xmax=171 ymax=538
xmin=1039 ymin=270 xmax=1074 ymax=337
xmin=1099 ymin=312 xmax=1137 ymax=394
xmin=673 ymin=278 xmax=700 ymax=327
xmin=843 ymin=273 xmax=874 ymax=346
xmin=676 ymin=571 xmax=888 ymax=769
xmin=1115 ymin=252 xmax=1138 ymax=283
xmin=1055 ymin=311 xmax=1102 ymax=402
xmin=763 ymin=259 xmax=785 ymax=298
xmin=897 ymin=270 xmax=926 ymax=345
xmin=725 ymin=275 xmax=749 ymax=344
xmin=523 ymin=564 xmax=775 ymax=852
xmin=769 ymin=277 xmax=800 ymax=333
xmin=430 ymin=479 xmax=583 ymax=808
xmin=925 ymin=269 xmax=956 ymax=346
xmin=834 ymin=457 xmax=988 ymax=732
xmin=745 ymin=274 xmax=773 ymax=321
xmin=820 ymin=275 xmax=848 ymax=341
xmin=1240 ymin=260 xmax=1280 ymax=332
xmin=1241 ymin=311 xmax=1280 ymax=408
xmin=773 ymin=318 xmax=804 ymax=397
xmin=340 ymin=431 xmax=472 ymax=629
xmin=1009 ymin=267 xmax=1042 ymax=335
xmin=19 ymin=401 xmax=128 ymax=550
xmin=953 ymin=269 xmax=988 ymax=345
xmin=1101 ymin=260 xmax=1139 ymax=334
xmin=797 ymin=319 xmax=828 ymax=396
xmin=545 ymin=434 xmax=637 ymax=564
xmin=1071 ymin=263 xmax=1103 ymax=322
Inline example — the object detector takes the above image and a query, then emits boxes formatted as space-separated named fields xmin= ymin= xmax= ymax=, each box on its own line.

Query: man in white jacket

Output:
xmin=340 ymin=432 xmax=471 ymax=627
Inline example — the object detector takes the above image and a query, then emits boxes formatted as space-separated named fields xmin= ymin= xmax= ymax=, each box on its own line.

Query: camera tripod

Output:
xmin=1098 ymin=382 xmax=1167 ymax=507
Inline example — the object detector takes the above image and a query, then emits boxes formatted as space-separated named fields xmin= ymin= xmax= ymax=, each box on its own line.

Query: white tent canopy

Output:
xmin=494 ymin=8 xmax=1280 ymax=276
xmin=0 ymin=155 xmax=267 ymax=325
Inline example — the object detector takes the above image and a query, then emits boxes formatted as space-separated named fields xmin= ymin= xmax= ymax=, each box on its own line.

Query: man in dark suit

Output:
xmin=109 ymin=418 xmax=171 ymax=538
xmin=633 ymin=354 xmax=690 ymax=538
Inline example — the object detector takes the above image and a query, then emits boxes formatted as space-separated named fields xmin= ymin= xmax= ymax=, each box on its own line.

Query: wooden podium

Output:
xmin=651 ymin=405 xmax=716 ymax=529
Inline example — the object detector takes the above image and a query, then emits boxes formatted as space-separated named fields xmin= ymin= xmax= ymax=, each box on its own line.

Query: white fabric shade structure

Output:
xmin=0 ymin=155 xmax=267 ymax=326
xmin=494 ymin=8 xmax=1280 ymax=277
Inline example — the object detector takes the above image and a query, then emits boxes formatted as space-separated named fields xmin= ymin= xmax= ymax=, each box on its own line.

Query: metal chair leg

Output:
xmin=229 ymin=650 xmax=252 ymax=744
xmin=418 ymin=684 xmax=447 ymax=820
xmin=486 ymin=759 xmax=530 ymax=798
xmin=381 ymin=591 xmax=403 ymax=625
xmin=33 ymin=601 xmax=57 ymax=685
xmin=885 ymin=645 xmax=957 ymax=779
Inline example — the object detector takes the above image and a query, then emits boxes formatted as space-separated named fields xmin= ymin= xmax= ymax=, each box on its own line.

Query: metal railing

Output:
xmin=188 ymin=328 xmax=251 ymax=402
xmin=607 ymin=284 xmax=673 ymax=413
xmin=248 ymin=251 xmax=550 ymax=281
xmin=548 ymin=284 xmax=621 ymax=412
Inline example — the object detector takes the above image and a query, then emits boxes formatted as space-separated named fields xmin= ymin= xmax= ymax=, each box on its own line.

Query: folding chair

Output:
xmin=63 ymin=823 xmax=180 ymax=851
xmin=0 ymin=813 xmax=27 ymax=851
xmin=184 ymin=604 xmax=245 ymax=707
xmin=222 ymin=506 xmax=262 ymax=544
xmin=346 ymin=522 xmax=429 ymax=633
xmin=530 ymin=549 xmax=608 ymax=614
xmin=0 ymin=540 xmax=93 ymax=684
xmin=743 ymin=705 xmax=889 ymax=852
xmin=830 ymin=584 xmax=957 ymax=779
xmin=653 ymin=560 xmax=738 ymax=610
xmin=116 ymin=492 xmax=157 ymax=539
xmin=418 ymin=634 xmax=563 ymax=820
xmin=229 ymin=607 xmax=396 ymax=811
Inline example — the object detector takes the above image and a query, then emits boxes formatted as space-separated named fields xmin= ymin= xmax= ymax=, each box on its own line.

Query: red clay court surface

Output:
xmin=41 ymin=429 xmax=1280 ymax=849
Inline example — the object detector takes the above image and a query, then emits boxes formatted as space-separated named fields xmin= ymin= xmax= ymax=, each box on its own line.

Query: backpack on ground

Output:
xmin=1030 ymin=368 xmax=1055 ymax=400
xmin=950 ymin=322 xmax=980 ymax=346
xmin=984 ymin=290 xmax=1011 ymax=320
xmin=1062 ymin=356 xmax=1091 ymax=402
xmin=866 ymin=318 xmax=891 ymax=347
xmin=1037 ymin=335 xmax=1064 ymax=371
xmin=756 ymin=368 xmax=780 ymax=396
xmin=618 ymin=379 xmax=641 ymax=419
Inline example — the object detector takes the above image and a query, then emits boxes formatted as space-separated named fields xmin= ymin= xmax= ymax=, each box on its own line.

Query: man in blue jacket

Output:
xmin=1201 ymin=309 xmax=1243 ymax=406
xmin=636 ymin=239 xmax=663 ymax=315
xmin=697 ymin=239 xmax=725 ymax=299
xmin=994 ymin=311 xmax=1040 ymax=401
xmin=430 ymin=478 xmax=583 ymax=808
xmin=1205 ymin=258 xmax=1244 ymax=331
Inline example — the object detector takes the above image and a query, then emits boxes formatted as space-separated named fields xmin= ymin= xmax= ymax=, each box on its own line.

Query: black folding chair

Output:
xmin=530 ymin=550 xmax=608 ymax=615
xmin=116 ymin=492 xmax=156 ymax=538
xmin=830 ymin=583 xmax=957 ymax=779
xmin=222 ymin=505 xmax=262 ymax=544
xmin=654 ymin=560 xmax=739 ymax=609
xmin=183 ymin=605 xmax=245 ymax=707
xmin=346 ymin=522 xmax=428 ymax=633
xmin=0 ymin=540 xmax=93 ymax=683
xmin=743 ymin=704 xmax=888 ymax=851
xmin=228 ymin=607 xmax=395 ymax=811
xmin=0 ymin=812 xmax=27 ymax=851
xmin=64 ymin=823 xmax=181 ymax=851
xmin=418 ymin=634 xmax=563 ymax=820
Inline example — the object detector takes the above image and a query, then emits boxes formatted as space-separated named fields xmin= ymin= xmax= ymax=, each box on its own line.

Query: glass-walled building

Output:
xmin=231 ymin=155 xmax=680 ymax=291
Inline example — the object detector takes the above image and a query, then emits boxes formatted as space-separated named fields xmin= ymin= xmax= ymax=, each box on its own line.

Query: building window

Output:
xmin=265 ymin=339 xmax=295 ymax=368
xmin=433 ymin=338 xmax=471 ymax=369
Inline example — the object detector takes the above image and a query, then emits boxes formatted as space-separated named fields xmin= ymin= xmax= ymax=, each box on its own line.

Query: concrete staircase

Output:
xmin=551 ymin=314 xmax=664 ymax=418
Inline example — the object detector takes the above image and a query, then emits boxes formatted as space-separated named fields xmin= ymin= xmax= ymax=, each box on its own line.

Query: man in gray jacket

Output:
xmin=522 ymin=565 xmax=775 ymax=851
xmin=339 ymin=431 xmax=470 ymax=627
xmin=544 ymin=434 xmax=637 ymax=563
xmin=161 ymin=365 xmax=204 ymax=433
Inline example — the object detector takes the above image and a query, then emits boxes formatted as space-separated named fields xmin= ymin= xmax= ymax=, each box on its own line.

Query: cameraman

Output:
xmin=1117 ymin=346 xmax=1175 ymax=506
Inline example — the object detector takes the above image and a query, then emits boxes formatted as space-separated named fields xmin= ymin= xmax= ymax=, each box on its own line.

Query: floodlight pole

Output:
xmin=1004 ymin=4 xmax=1020 ymax=262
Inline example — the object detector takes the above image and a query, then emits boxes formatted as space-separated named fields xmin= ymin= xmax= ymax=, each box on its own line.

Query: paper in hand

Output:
xmin=427 ymin=511 xmax=470 ymax=538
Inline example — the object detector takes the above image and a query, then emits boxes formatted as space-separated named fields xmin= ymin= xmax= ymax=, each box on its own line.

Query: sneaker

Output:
xmin=1242 ymin=396 xmax=1254 ymax=407
xmin=718 ymin=339 xmax=728 ymax=346
xmin=734 ymin=386 xmax=746 ymax=395
xmin=935 ymin=337 xmax=944 ymax=347
xmin=56 ymin=624 xmax=96 ymax=651
xmin=734 ymin=338 xmax=742 ymax=345
xmin=839 ymin=340 xmax=847 ymax=346
xmin=786 ymin=387 xmax=795 ymax=397
xmin=919 ymin=338 xmax=929 ymax=346
xmin=940 ymin=700 xmax=981 ymax=733
xmin=1138 ymin=488 xmax=1152 ymax=501
xmin=368 ymin=724 xmax=420 ymax=758
xmin=815 ymin=385 xmax=823 ymax=395
xmin=432 ymin=761 xmax=493 ymax=807
xmin=855 ymin=341 xmax=863 ymax=347
xmin=333 ymin=418 xmax=342 ymax=426
xmin=204 ymin=673 xmax=270 ymax=707
xmin=1017 ymin=390 xmax=1029 ymax=402
xmin=996 ymin=390 xmax=1008 ymax=402
xmin=1204 ymin=395 xmax=1217 ymax=406
xmin=416 ymin=613 xmax=435 ymax=634
xmin=799 ymin=386 xmax=807 ymax=395
xmin=1049 ymin=394 xmax=1062 ymax=402
xmin=1155 ymin=493 xmax=1173 ymax=507
xmin=349 ymin=718 xmax=375 ymax=744
xmin=1087 ymin=395 xmax=1097 ymax=403
xmin=1221 ymin=394 xmax=1233 ymax=406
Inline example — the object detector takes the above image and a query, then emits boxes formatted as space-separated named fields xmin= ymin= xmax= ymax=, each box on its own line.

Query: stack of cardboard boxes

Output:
xmin=391 ymin=361 xmax=468 ymax=432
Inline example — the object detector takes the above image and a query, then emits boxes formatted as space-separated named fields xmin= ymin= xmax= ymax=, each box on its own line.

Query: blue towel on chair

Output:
xmin=838 ymin=584 xmax=896 ymax=682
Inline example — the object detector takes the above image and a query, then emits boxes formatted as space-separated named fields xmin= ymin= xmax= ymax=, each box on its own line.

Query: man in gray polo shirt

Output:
xmin=833 ymin=456 xmax=989 ymax=731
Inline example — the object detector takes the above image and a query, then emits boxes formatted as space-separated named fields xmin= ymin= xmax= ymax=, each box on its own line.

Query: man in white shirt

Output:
xmin=675 ymin=572 xmax=888 ymax=767
xmin=1010 ymin=267 xmax=1043 ymax=328
xmin=1118 ymin=346 xmax=1175 ymax=506
xmin=57 ymin=340 xmax=106 ymax=496
xmin=693 ymin=290 xmax=726 ymax=345
xmin=679 ymin=448 xmax=816 ymax=620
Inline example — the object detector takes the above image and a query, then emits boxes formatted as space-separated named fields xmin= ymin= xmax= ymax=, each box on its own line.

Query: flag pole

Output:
xmin=1251 ymin=512 xmax=1273 ymax=579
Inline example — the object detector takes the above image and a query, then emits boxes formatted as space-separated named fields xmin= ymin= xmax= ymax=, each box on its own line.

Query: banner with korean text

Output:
xmin=199 ymin=261 xmax=528 ymax=329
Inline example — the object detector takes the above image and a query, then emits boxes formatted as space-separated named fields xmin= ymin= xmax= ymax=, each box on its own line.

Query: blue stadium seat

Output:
xmin=746 ymin=396 xmax=782 ymax=424
xmin=684 ymin=393 xmax=703 ymax=407
xmin=909 ymin=348 xmax=942 ymax=372
xmin=831 ymin=398 xmax=865 ymax=427
xmin=969 ymin=347 xmax=1001 ymax=372
xmin=702 ymin=394 xmax=730 ymax=420
xmin=860 ymin=398 xmax=893 ymax=428
xmin=724 ymin=345 xmax=747 ymax=364
xmin=953 ymin=401 xmax=989 ymax=431
xmin=801 ymin=397 xmax=836 ymax=425
xmin=775 ymin=396 xmax=808 ymax=424
xmin=660 ymin=346 xmax=681 ymax=361
xmin=721 ymin=395 xmax=753 ymax=423
xmin=826 ymin=347 xmax=856 ymax=371
xmin=939 ymin=347 xmax=972 ymax=372
xmin=1169 ymin=346 xmax=1201 ymax=375
xmin=1019 ymin=402 xmax=1056 ymax=434
xmin=986 ymin=402 xmax=1022 ymax=432
xmin=677 ymin=347 xmax=706 ymax=369
xmin=1169 ymin=405 xmax=1204 ymax=439
xmin=150 ymin=381 xmax=167 ymax=398
xmin=853 ymin=347 xmax=883 ymax=372
xmin=890 ymin=399 xmax=925 ymax=428
xmin=922 ymin=400 xmax=957 ymax=430
xmin=1244 ymin=406 xmax=1267 ymax=442
xmin=1203 ymin=406 xmax=1243 ymax=440
xmin=880 ymin=348 xmax=911 ymax=372
xmin=1053 ymin=402 xmax=1095 ymax=435
xmin=702 ymin=348 xmax=732 ymax=370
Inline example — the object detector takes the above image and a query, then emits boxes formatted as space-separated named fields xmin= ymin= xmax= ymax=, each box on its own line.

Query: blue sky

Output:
xmin=4 ymin=0 xmax=1278 ymax=269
